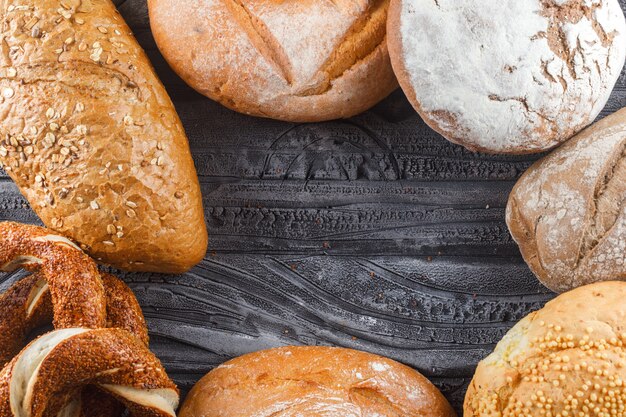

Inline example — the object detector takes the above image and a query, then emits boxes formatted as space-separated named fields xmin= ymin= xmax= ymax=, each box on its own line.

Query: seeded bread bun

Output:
xmin=387 ymin=0 xmax=626 ymax=154
xmin=0 ymin=0 xmax=207 ymax=273
xmin=179 ymin=346 xmax=456 ymax=417
xmin=147 ymin=0 xmax=398 ymax=122
xmin=506 ymin=107 xmax=625 ymax=293
xmin=465 ymin=281 xmax=626 ymax=417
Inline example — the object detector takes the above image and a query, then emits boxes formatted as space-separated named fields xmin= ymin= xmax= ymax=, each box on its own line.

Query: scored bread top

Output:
xmin=388 ymin=0 xmax=626 ymax=154
xmin=0 ymin=0 xmax=207 ymax=273
xmin=148 ymin=0 xmax=398 ymax=122
xmin=506 ymin=107 xmax=626 ymax=292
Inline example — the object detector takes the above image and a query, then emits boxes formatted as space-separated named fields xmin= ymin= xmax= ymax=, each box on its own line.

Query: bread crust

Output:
xmin=0 ymin=271 xmax=149 ymax=417
xmin=0 ymin=0 xmax=208 ymax=273
xmin=0 ymin=222 xmax=107 ymax=331
xmin=179 ymin=345 xmax=456 ymax=417
xmin=388 ymin=0 xmax=626 ymax=154
xmin=148 ymin=0 xmax=398 ymax=122
xmin=465 ymin=282 xmax=626 ymax=417
xmin=0 ymin=328 xmax=179 ymax=416
xmin=506 ymin=107 xmax=626 ymax=292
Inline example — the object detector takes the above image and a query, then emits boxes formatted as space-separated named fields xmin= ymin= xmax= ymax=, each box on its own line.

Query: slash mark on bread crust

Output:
xmin=224 ymin=0 xmax=294 ymax=85
xmin=326 ymin=0 xmax=362 ymax=13
xmin=577 ymin=140 xmax=626 ymax=265
xmin=304 ymin=0 xmax=389 ymax=97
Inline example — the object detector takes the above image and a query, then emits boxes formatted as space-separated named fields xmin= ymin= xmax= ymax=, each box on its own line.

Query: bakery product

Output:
xmin=179 ymin=346 xmax=456 ymax=417
xmin=506 ymin=108 xmax=625 ymax=292
xmin=0 ymin=222 xmax=106 ymax=331
xmin=0 ymin=328 xmax=179 ymax=416
xmin=465 ymin=281 xmax=626 ymax=417
xmin=0 ymin=0 xmax=207 ymax=273
xmin=148 ymin=0 xmax=398 ymax=122
xmin=0 ymin=221 xmax=176 ymax=415
xmin=388 ymin=0 xmax=626 ymax=154
xmin=0 ymin=272 xmax=149 ymax=416
xmin=0 ymin=272 xmax=148 ymax=367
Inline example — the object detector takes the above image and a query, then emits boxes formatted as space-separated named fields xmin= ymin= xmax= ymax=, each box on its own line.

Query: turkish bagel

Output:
xmin=0 ymin=222 xmax=106 ymax=330
xmin=0 ymin=328 xmax=179 ymax=416
xmin=0 ymin=272 xmax=148 ymax=367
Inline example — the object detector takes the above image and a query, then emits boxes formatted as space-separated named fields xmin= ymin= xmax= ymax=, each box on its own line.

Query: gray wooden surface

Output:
xmin=1 ymin=0 xmax=625 ymax=411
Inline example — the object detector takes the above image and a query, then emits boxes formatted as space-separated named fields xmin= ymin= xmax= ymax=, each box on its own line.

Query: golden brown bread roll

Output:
xmin=147 ymin=0 xmax=398 ymax=122
xmin=179 ymin=346 xmax=455 ymax=417
xmin=506 ymin=108 xmax=625 ymax=292
xmin=0 ymin=0 xmax=207 ymax=273
xmin=465 ymin=281 xmax=626 ymax=417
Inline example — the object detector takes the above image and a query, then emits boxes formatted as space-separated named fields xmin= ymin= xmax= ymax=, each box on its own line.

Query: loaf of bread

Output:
xmin=179 ymin=346 xmax=456 ymax=417
xmin=148 ymin=0 xmax=398 ymax=122
xmin=507 ymin=107 xmax=625 ymax=292
xmin=465 ymin=281 xmax=626 ymax=417
xmin=0 ymin=0 xmax=207 ymax=273
xmin=388 ymin=0 xmax=626 ymax=154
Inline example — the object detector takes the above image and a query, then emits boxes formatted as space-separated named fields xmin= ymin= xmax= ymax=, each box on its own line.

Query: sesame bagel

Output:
xmin=465 ymin=281 xmax=626 ymax=417
xmin=0 ymin=274 xmax=51 ymax=369
xmin=0 ymin=222 xmax=106 ymax=330
xmin=0 ymin=328 xmax=179 ymax=417
xmin=0 ymin=272 xmax=148 ymax=366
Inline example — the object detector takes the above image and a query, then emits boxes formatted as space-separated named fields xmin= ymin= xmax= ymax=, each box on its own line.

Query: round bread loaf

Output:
xmin=465 ymin=281 xmax=626 ymax=417
xmin=179 ymin=346 xmax=456 ymax=417
xmin=148 ymin=0 xmax=398 ymax=122
xmin=506 ymin=107 xmax=625 ymax=293
xmin=387 ymin=0 xmax=626 ymax=154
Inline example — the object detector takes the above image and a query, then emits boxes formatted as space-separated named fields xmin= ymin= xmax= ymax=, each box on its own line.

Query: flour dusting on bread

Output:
xmin=389 ymin=0 xmax=626 ymax=154
xmin=506 ymin=108 xmax=626 ymax=292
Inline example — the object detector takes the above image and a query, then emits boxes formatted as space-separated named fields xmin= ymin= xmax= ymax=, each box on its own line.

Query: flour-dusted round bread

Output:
xmin=465 ymin=281 xmax=626 ymax=417
xmin=148 ymin=0 xmax=398 ymax=122
xmin=507 ymin=107 xmax=625 ymax=293
xmin=179 ymin=346 xmax=456 ymax=417
xmin=0 ymin=0 xmax=208 ymax=273
xmin=388 ymin=0 xmax=626 ymax=154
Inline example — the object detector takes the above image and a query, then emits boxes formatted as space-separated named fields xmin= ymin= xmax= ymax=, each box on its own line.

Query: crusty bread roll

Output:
xmin=179 ymin=346 xmax=456 ymax=417
xmin=0 ymin=0 xmax=207 ymax=273
xmin=148 ymin=0 xmax=398 ymax=122
xmin=506 ymin=107 xmax=625 ymax=293
xmin=388 ymin=0 xmax=626 ymax=154
xmin=465 ymin=281 xmax=626 ymax=417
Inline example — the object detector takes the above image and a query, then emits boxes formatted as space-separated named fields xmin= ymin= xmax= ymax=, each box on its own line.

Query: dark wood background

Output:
xmin=1 ymin=0 xmax=625 ymax=411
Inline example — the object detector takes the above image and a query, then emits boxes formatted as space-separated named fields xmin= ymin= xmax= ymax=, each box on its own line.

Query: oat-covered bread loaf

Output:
xmin=179 ymin=346 xmax=456 ymax=417
xmin=507 ymin=108 xmax=625 ymax=292
xmin=465 ymin=281 xmax=626 ymax=417
xmin=388 ymin=0 xmax=626 ymax=154
xmin=0 ymin=0 xmax=207 ymax=273
xmin=148 ymin=0 xmax=398 ymax=122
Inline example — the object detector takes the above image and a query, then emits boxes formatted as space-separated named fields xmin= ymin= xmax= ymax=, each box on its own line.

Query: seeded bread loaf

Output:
xmin=0 ymin=0 xmax=207 ymax=273
xmin=180 ymin=346 xmax=456 ymax=417
xmin=506 ymin=108 xmax=625 ymax=292
xmin=148 ymin=0 xmax=398 ymax=122
xmin=465 ymin=282 xmax=626 ymax=417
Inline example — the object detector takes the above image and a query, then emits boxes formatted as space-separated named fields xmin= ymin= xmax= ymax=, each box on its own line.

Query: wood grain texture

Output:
xmin=1 ymin=0 xmax=625 ymax=411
